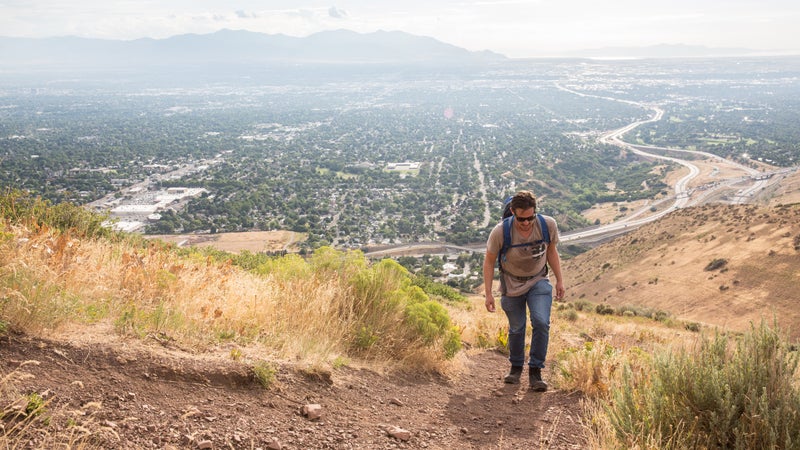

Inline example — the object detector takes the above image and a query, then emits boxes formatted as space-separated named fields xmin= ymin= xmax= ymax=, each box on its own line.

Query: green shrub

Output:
xmin=442 ymin=326 xmax=462 ymax=359
xmin=341 ymin=258 xmax=463 ymax=359
xmin=596 ymin=304 xmax=615 ymax=315
xmin=615 ymin=304 xmax=671 ymax=322
xmin=605 ymin=320 xmax=800 ymax=449
xmin=704 ymin=258 xmax=728 ymax=271
xmin=684 ymin=321 xmax=701 ymax=332
xmin=411 ymin=274 xmax=467 ymax=303
xmin=404 ymin=299 xmax=451 ymax=344
xmin=353 ymin=325 xmax=379 ymax=351
xmin=252 ymin=253 xmax=312 ymax=280
xmin=310 ymin=246 xmax=367 ymax=276
xmin=0 ymin=189 xmax=111 ymax=238
xmin=495 ymin=328 xmax=509 ymax=353
xmin=562 ymin=309 xmax=579 ymax=322
xmin=252 ymin=360 xmax=277 ymax=389
xmin=574 ymin=300 xmax=593 ymax=311
xmin=653 ymin=310 xmax=671 ymax=322
xmin=24 ymin=392 xmax=46 ymax=418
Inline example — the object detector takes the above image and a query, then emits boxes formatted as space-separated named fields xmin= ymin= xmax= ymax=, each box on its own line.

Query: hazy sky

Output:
xmin=2 ymin=0 xmax=798 ymax=57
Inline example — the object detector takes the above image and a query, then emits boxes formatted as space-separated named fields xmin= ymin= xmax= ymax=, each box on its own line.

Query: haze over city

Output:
xmin=1 ymin=0 xmax=799 ymax=58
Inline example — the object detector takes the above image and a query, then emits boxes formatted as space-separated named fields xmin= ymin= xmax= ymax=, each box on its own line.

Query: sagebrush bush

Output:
xmin=0 ymin=189 xmax=128 ymax=243
xmin=345 ymin=259 xmax=461 ymax=360
xmin=604 ymin=320 xmax=800 ymax=449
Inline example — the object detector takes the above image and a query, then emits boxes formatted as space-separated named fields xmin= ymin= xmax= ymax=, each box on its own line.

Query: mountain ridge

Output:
xmin=0 ymin=29 xmax=507 ymax=69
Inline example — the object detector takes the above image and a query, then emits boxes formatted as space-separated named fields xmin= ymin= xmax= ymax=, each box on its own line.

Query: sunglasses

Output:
xmin=515 ymin=215 xmax=535 ymax=223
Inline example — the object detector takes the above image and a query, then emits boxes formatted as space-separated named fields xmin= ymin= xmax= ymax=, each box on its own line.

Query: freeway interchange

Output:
xmin=366 ymin=91 xmax=797 ymax=257
xmin=559 ymin=103 xmax=794 ymax=245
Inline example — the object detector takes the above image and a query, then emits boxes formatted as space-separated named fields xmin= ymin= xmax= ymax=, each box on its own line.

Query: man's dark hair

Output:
xmin=510 ymin=190 xmax=537 ymax=213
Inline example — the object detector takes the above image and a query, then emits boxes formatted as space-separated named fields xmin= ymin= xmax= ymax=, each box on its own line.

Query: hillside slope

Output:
xmin=564 ymin=203 xmax=800 ymax=338
xmin=4 ymin=195 xmax=800 ymax=448
xmin=0 ymin=195 xmax=584 ymax=449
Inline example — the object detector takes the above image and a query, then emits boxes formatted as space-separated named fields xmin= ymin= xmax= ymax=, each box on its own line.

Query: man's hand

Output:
xmin=555 ymin=281 xmax=566 ymax=300
xmin=485 ymin=295 xmax=496 ymax=312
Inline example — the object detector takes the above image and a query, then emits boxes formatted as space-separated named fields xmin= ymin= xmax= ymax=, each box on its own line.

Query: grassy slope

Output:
xmin=564 ymin=202 xmax=800 ymax=338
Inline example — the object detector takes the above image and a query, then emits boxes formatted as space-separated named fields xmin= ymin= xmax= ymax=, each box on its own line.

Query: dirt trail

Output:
xmin=1 ymin=334 xmax=585 ymax=449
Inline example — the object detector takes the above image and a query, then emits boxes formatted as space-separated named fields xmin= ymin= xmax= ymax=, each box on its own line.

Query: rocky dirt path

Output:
xmin=1 ymin=334 xmax=585 ymax=449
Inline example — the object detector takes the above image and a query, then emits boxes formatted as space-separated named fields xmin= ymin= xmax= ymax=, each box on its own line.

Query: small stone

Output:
xmin=389 ymin=398 xmax=404 ymax=406
xmin=387 ymin=426 xmax=411 ymax=441
xmin=196 ymin=439 xmax=213 ymax=449
xmin=302 ymin=403 xmax=323 ymax=420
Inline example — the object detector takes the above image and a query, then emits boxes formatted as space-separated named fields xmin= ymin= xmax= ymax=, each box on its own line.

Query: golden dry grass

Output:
xmin=0 ymin=220 xmax=468 ymax=377
xmin=0 ymin=224 xmax=407 ymax=370
xmin=565 ymin=203 xmax=800 ymax=339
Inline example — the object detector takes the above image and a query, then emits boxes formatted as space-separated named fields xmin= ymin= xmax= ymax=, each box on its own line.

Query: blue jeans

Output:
xmin=500 ymin=279 xmax=552 ymax=369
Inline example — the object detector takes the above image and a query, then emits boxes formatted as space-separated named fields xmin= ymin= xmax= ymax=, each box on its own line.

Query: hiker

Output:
xmin=483 ymin=190 xmax=565 ymax=391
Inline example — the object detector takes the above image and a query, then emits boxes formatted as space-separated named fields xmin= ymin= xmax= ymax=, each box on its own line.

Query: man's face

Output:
xmin=513 ymin=207 xmax=536 ymax=232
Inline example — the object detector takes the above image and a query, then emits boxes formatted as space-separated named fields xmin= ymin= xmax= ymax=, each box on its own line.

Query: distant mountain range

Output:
xmin=0 ymin=29 xmax=507 ymax=69
xmin=0 ymin=30 xmax=784 ymax=74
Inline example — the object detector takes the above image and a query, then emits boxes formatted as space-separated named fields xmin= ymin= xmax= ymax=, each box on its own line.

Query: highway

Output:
xmin=365 ymin=88 xmax=797 ymax=257
xmin=554 ymin=87 xmax=794 ymax=244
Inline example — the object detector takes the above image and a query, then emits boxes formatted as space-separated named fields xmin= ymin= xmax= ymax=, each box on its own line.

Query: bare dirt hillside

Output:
xmin=564 ymin=203 xmax=800 ymax=338
xmin=761 ymin=169 xmax=800 ymax=207
xmin=150 ymin=231 xmax=305 ymax=253
xmin=1 ymin=333 xmax=584 ymax=449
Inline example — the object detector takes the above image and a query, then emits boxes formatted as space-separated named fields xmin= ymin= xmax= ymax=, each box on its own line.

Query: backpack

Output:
xmin=497 ymin=196 xmax=550 ymax=270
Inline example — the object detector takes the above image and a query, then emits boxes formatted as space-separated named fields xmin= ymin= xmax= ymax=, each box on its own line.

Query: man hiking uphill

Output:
xmin=483 ymin=190 xmax=565 ymax=391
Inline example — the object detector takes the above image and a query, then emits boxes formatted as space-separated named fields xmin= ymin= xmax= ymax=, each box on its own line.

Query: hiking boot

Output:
xmin=529 ymin=367 xmax=548 ymax=392
xmin=503 ymin=366 xmax=523 ymax=384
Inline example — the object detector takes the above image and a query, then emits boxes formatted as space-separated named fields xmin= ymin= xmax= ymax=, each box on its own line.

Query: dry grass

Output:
xmin=0 ymin=223 xmax=455 ymax=372
xmin=565 ymin=203 xmax=800 ymax=340
xmin=0 ymin=224 xmax=315 ymax=354
xmin=451 ymin=293 xmax=704 ymax=396
xmin=1 ymin=361 xmax=113 ymax=448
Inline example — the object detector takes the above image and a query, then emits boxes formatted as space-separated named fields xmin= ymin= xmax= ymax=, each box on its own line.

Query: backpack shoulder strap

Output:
xmin=498 ymin=216 xmax=514 ymax=268
xmin=537 ymin=214 xmax=550 ymax=243
xmin=501 ymin=195 xmax=514 ymax=219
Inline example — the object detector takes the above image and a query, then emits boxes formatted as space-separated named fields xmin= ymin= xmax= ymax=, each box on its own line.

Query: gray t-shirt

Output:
xmin=486 ymin=215 xmax=559 ymax=297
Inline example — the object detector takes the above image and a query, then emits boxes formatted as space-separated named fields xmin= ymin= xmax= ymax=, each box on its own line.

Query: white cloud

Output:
xmin=328 ymin=6 xmax=347 ymax=19
xmin=235 ymin=10 xmax=257 ymax=19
